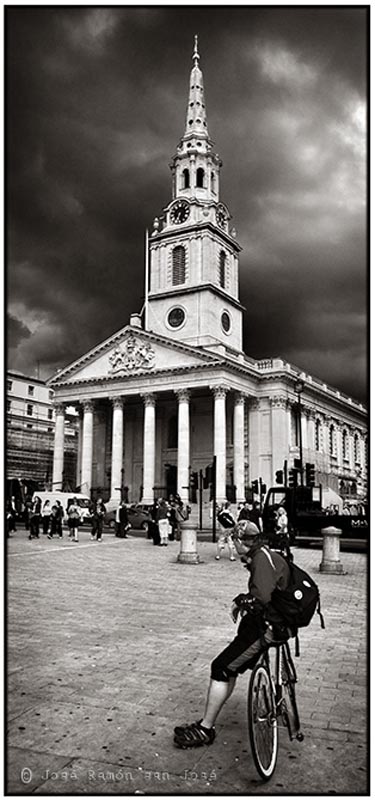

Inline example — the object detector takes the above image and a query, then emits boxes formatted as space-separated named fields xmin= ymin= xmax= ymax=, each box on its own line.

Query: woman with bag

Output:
xmin=67 ymin=498 xmax=81 ymax=543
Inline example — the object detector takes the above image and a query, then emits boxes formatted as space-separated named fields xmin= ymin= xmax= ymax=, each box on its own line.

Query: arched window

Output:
xmin=196 ymin=167 xmax=204 ymax=188
xmin=315 ymin=419 xmax=321 ymax=451
xmin=219 ymin=251 xmax=226 ymax=288
xmin=329 ymin=425 xmax=336 ymax=456
xmin=182 ymin=168 xmax=190 ymax=189
xmin=172 ymin=246 xmax=186 ymax=285
xmin=167 ymin=415 xmax=178 ymax=449
xmin=342 ymin=429 xmax=348 ymax=460
xmin=211 ymin=171 xmax=215 ymax=193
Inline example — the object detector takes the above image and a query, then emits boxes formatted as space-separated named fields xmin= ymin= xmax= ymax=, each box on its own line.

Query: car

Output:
xmin=104 ymin=504 xmax=151 ymax=533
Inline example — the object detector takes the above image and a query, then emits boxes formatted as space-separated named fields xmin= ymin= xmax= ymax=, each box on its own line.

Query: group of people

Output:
xmin=149 ymin=495 xmax=190 ymax=546
xmin=23 ymin=496 xmax=65 ymax=540
xmin=215 ymin=500 xmax=264 ymax=561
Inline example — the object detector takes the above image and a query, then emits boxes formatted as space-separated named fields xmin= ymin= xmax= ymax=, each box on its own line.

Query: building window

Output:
xmin=47 ymin=427 xmax=53 ymax=433
xmin=211 ymin=171 xmax=215 ymax=192
xmin=28 ymin=385 xmax=34 ymax=396
xmin=7 ymin=380 xmax=12 ymax=392
xmin=315 ymin=419 xmax=321 ymax=451
xmin=7 ymin=400 xmax=11 ymax=412
xmin=196 ymin=167 xmax=204 ymax=188
xmin=342 ymin=429 xmax=348 ymax=461
xmin=48 ymin=408 xmax=53 ymax=420
xmin=329 ymin=424 xmax=336 ymax=456
xmin=167 ymin=415 xmax=178 ymax=449
xmin=354 ymin=434 xmax=360 ymax=464
xmin=26 ymin=404 xmax=34 ymax=416
xmin=49 ymin=390 xmax=54 ymax=400
xmin=26 ymin=423 xmax=33 ymax=429
xmin=172 ymin=246 xmax=186 ymax=285
xmin=182 ymin=168 xmax=190 ymax=189
xmin=219 ymin=250 xmax=226 ymax=288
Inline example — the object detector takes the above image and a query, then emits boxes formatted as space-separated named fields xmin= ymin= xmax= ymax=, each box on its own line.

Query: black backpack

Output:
xmin=271 ymin=555 xmax=325 ymax=632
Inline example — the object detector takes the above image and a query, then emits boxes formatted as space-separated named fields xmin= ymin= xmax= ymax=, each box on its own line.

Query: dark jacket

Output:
xmin=247 ymin=545 xmax=290 ymax=606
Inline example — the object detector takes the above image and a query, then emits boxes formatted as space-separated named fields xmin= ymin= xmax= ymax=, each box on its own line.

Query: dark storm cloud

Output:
xmin=6 ymin=6 xmax=367 ymax=402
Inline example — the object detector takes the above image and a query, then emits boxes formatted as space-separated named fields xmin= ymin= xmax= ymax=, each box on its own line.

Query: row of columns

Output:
xmin=52 ymin=386 xmax=247 ymax=504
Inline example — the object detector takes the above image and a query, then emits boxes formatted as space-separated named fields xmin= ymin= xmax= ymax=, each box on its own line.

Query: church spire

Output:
xmin=183 ymin=34 xmax=210 ymax=141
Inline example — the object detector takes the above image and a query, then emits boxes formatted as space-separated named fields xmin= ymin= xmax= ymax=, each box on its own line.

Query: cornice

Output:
xmin=148 ymin=283 xmax=246 ymax=312
xmin=149 ymin=220 xmax=242 ymax=252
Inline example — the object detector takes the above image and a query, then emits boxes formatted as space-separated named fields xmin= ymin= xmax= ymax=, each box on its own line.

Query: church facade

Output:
xmin=48 ymin=40 xmax=368 ymax=509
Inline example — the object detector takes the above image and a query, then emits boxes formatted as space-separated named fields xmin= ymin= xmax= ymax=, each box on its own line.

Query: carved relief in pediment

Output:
xmin=108 ymin=334 xmax=155 ymax=375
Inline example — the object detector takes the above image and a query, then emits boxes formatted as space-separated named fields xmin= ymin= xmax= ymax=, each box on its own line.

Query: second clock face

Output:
xmin=216 ymin=204 xmax=227 ymax=228
xmin=170 ymin=200 xmax=190 ymax=224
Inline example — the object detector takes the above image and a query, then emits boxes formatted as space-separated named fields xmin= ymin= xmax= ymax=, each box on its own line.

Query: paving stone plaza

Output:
xmin=6 ymin=528 xmax=368 ymax=796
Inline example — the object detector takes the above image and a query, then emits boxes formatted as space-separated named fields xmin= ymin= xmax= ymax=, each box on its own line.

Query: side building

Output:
xmin=47 ymin=40 xmax=368 ymax=512
xmin=6 ymin=370 xmax=78 ymax=502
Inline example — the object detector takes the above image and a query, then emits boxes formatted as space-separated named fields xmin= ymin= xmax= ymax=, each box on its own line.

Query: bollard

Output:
xmin=319 ymin=526 xmax=345 ymax=574
xmin=177 ymin=519 xmax=200 ymax=564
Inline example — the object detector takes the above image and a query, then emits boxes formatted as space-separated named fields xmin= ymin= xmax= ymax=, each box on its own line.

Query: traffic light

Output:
xmin=203 ymin=464 xmax=213 ymax=489
xmin=260 ymin=482 xmax=267 ymax=495
xmin=275 ymin=470 xmax=284 ymax=485
xmin=251 ymin=480 xmax=259 ymax=495
xmin=305 ymin=463 xmax=316 ymax=487
xmin=189 ymin=471 xmax=198 ymax=491
xmin=288 ymin=468 xmax=298 ymax=488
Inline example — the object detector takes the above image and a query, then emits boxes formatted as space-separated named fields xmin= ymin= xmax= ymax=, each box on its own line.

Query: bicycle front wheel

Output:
xmin=248 ymin=663 xmax=278 ymax=780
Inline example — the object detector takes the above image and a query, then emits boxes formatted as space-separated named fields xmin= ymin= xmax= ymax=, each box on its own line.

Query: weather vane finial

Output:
xmin=193 ymin=34 xmax=200 ymax=65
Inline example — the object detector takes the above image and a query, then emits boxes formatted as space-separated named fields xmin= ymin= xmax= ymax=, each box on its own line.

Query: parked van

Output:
xmin=32 ymin=492 xmax=92 ymax=522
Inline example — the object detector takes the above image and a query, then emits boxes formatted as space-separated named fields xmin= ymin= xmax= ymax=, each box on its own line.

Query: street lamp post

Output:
xmin=295 ymin=378 xmax=305 ymax=484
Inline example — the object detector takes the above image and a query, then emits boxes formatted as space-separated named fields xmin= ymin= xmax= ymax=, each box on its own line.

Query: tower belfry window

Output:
xmin=196 ymin=167 xmax=204 ymax=188
xmin=219 ymin=251 xmax=226 ymax=288
xmin=172 ymin=246 xmax=186 ymax=285
xmin=182 ymin=168 xmax=190 ymax=189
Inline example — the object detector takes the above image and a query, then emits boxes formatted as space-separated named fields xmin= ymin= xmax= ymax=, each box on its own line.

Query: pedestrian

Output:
xmin=173 ymin=521 xmax=292 ymax=749
xmin=174 ymin=494 xmax=189 ymax=541
xmin=238 ymin=500 xmax=263 ymax=532
xmin=6 ymin=498 xmax=17 ymax=538
xmin=24 ymin=494 xmax=33 ymax=530
xmin=216 ymin=502 xmax=237 ymax=561
xmin=41 ymin=500 xmax=52 ymax=535
xmin=168 ymin=495 xmax=178 ymax=541
xmin=91 ymin=497 xmax=106 ymax=542
xmin=149 ymin=499 xmax=161 ymax=546
xmin=66 ymin=497 xmax=81 ymax=542
xmin=118 ymin=501 xmax=130 ymax=538
xmin=29 ymin=496 xmax=41 ymax=539
xmin=48 ymin=501 xmax=64 ymax=539
xmin=156 ymin=498 xmax=170 ymax=546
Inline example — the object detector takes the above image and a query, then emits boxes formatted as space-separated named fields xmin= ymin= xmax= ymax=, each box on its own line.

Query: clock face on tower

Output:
xmin=215 ymin=204 xmax=227 ymax=228
xmin=170 ymin=200 xmax=190 ymax=224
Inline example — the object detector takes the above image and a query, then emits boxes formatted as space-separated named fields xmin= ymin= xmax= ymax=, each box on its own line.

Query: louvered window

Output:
xmin=196 ymin=167 xmax=204 ymax=188
xmin=182 ymin=168 xmax=190 ymax=189
xmin=172 ymin=246 xmax=186 ymax=285
xmin=219 ymin=251 xmax=226 ymax=288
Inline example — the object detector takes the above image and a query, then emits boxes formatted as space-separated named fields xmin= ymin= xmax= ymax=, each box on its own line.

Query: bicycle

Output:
xmin=248 ymin=638 xmax=304 ymax=780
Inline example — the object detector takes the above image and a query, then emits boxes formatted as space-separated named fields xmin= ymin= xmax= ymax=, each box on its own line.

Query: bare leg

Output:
xmin=201 ymin=677 xmax=237 ymax=728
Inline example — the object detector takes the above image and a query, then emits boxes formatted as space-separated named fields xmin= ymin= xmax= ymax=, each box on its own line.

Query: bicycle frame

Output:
xmin=260 ymin=641 xmax=302 ymax=738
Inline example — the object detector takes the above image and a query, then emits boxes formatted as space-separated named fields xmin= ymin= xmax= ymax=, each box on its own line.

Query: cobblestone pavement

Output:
xmin=6 ymin=527 xmax=368 ymax=796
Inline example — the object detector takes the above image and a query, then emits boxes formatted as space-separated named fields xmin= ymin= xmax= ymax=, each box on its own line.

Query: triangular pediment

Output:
xmin=49 ymin=326 xmax=222 ymax=386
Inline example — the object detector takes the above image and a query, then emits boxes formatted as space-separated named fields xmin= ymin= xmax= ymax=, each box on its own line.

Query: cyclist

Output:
xmin=173 ymin=521 xmax=292 ymax=749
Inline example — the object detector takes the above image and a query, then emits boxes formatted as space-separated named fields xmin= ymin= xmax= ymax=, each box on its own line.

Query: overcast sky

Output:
xmin=6 ymin=6 xmax=368 ymax=403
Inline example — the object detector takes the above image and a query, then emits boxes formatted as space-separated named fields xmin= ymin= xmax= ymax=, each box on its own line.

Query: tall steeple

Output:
xmin=183 ymin=35 xmax=210 ymax=142
xmin=147 ymin=38 xmax=244 ymax=354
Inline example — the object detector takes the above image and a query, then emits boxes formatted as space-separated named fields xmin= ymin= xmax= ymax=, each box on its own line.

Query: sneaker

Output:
xmin=174 ymin=720 xmax=215 ymax=749
xmin=215 ymin=555 xmax=220 ymax=560
xmin=91 ymin=536 xmax=96 ymax=541
xmin=97 ymin=538 xmax=102 ymax=542
xmin=230 ymin=556 xmax=236 ymax=561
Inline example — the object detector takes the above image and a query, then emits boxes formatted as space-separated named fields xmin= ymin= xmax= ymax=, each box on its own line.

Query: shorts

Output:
xmin=211 ymin=613 xmax=267 ymax=682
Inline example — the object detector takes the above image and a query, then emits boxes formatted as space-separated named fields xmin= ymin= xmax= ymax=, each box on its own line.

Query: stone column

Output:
xmin=270 ymin=396 xmax=289 ymax=477
xmin=141 ymin=393 xmax=156 ymax=505
xmin=110 ymin=397 xmax=124 ymax=504
xmin=75 ymin=407 xmax=83 ymax=489
xmin=233 ymin=393 xmax=245 ymax=503
xmin=52 ymin=404 xmax=65 ymax=490
xmin=81 ymin=400 xmax=94 ymax=495
xmin=211 ymin=385 xmax=228 ymax=504
xmin=176 ymin=389 xmax=190 ymax=503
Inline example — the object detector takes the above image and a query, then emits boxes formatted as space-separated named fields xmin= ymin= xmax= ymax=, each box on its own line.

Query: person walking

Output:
xmin=29 ymin=496 xmax=41 ymax=539
xmin=118 ymin=501 xmax=130 ymax=538
xmin=6 ymin=498 xmax=17 ymax=538
xmin=24 ymin=494 xmax=33 ymax=531
xmin=66 ymin=498 xmax=81 ymax=542
xmin=48 ymin=501 xmax=64 ymax=539
xmin=91 ymin=497 xmax=106 ymax=542
xmin=156 ymin=498 xmax=170 ymax=546
xmin=41 ymin=500 xmax=52 ymax=535
xmin=216 ymin=502 xmax=237 ymax=561
xmin=149 ymin=499 xmax=161 ymax=546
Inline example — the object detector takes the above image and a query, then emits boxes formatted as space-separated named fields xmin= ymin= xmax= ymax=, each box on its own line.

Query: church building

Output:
xmin=48 ymin=39 xmax=368 ymax=510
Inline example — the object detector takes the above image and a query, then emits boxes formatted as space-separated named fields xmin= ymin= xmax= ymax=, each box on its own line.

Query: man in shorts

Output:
xmin=173 ymin=521 xmax=291 ymax=749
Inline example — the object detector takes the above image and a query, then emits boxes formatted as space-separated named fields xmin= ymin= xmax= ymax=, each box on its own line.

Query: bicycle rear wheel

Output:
xmin=248 ymin=662 xmax=278 ymax=780
xmin=281 ymin=645 xmax=302 ymax=740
